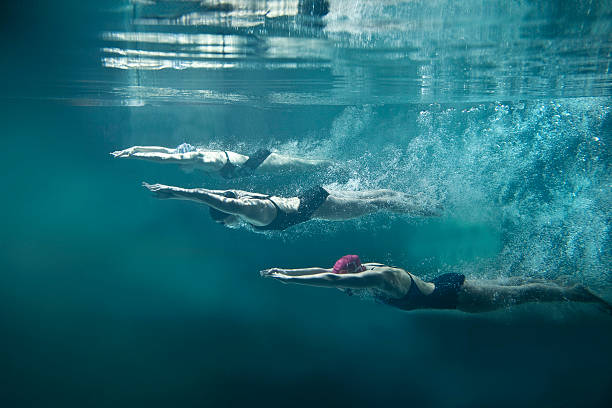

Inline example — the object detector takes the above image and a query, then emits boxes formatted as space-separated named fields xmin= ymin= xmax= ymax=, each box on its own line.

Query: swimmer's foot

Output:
xmin=143 ymin=182 xmax=175 ymax=199
xmin=568 ymin=285 xmax=612 ymax=315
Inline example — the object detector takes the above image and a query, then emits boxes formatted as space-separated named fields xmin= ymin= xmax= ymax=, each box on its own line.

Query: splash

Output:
xmin=270 ymin=99 xmax=610 ymax=288
xmin=409 ymin=99 xmax=610 ymax=286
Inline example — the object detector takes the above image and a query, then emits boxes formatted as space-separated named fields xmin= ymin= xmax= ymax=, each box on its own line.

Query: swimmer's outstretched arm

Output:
xmin=262 ymin=269 xmax=386 ymax=289
xmin=112 ymin=149 xmax=208 ymax=166
xmin=111 ymin=146 xmax=176 ymax=157
xmin=260 ymin=267 xmax=331 ymax=277
xmin=143 ymin=183 xmax=244 ymax=215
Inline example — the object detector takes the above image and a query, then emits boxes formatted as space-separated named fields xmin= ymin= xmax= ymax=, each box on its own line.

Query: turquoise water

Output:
xmin=1 ymin=1 xmax=611 ymax=407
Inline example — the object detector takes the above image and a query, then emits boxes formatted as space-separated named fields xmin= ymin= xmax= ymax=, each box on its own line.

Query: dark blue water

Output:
xmin=1 ymin=1 xmax=611 ymax=407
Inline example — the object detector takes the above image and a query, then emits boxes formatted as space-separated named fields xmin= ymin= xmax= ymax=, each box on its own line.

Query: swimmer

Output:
xmin=261 ymin=255 xmax=612 ymax=314
xmin=111 ymin=144 xmax=331 ymax=179
xmin=143 ymin=183 xmax=442 ymax=231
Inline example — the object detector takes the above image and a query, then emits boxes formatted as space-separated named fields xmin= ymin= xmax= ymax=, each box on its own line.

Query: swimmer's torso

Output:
xmin=180 ymin=150 xmax=248 ymax=172
xmin=229 ymin=190 xmax=300 ymax=227
xmin=362 ymin=264 xmax=434 ymax=299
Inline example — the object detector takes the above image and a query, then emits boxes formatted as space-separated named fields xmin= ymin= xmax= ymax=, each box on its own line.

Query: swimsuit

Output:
xmin=219 ymin=149 xmax=272 ymax=179
xmin=379 ymin=273 xmax=465 ymax=310
xmin=253 ymin=186 xmax=330 ymax=231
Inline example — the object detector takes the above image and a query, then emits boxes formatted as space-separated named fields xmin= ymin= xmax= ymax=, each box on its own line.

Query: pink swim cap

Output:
xmin=333 ymin=255 xmax=366 ymax=274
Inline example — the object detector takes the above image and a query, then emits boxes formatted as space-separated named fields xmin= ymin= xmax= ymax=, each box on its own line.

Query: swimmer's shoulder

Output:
xmin=364 ymin=262 xmax=399 ymax=269
xmin=364 ymin=264 xmax=409 ymax=278
xmin=364 ymin=263 xmax=398 ymax=272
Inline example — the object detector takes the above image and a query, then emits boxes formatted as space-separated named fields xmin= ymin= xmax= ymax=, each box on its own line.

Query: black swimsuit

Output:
xmin=219 ymin=149 xmax=272 ymax=179
xmin=253 ymin=186 xmax=330 ymax=231
xmin=380 ymin=273 xmax=465 ymax=310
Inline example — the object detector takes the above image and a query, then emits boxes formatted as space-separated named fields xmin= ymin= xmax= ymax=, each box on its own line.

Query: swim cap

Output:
xmin=176 ymin=143 xmax=196 ymax=153
xmin=333 ymin=255 xmax=366 ymax=274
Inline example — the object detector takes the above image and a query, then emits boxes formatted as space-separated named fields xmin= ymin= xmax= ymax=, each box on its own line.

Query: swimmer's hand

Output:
xmin=110 ymin=147 xmax=135 ymax=158
xmin=143 ymin=182 xmax=174 ymax=199
xmin=260 ymin=269 xmax=290 ymax=283
xmin=260 ymin=268 xmax=284 ymax=277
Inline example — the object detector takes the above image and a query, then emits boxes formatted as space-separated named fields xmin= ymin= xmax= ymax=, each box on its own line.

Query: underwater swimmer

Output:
xmin=111 ymin=143 xmax=331 ymax=179
xmin=143 ymin=183 xmax=442 ymax=231
xmin=261 ymin=255 xmax=612 ymax=314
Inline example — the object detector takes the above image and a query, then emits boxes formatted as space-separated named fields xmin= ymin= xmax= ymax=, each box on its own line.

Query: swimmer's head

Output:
xmin=175 ymin=143 xmax=196 ymax=153
xmin=333 ymin=255 xmax=366 ymax=274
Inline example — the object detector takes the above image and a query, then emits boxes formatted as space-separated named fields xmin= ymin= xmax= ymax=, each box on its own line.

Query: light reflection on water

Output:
xmin=88 ymin=0 xmax=612 ymax=106
xmin=1 ymin=0 xmax=609 ymax=105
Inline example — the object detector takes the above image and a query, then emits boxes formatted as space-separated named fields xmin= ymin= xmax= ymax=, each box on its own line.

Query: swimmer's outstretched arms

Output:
xmin=261 ymin=255 xmax=612 ymax=314
xmin=111 ymin=143 xmax=331 ymax=178
xmin=143 ymin=182 xmax=442 ymax=231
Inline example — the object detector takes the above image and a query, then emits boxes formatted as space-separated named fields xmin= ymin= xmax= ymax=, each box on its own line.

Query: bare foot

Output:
xmin=568 ymin=285 xmax=612 ymax=315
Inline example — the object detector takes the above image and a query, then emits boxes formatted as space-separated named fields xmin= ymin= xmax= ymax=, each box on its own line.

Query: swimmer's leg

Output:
xmin=478 ymin=277 xmax=551 ymax=286
xmin=256 ymin=152 xmax=332 ymax=173
xmin=457 ymin=280 xmax=611 ymax=313
xmin=313 ymin=195 xmax=379 ymax=220
xmin=314 ymin=192 xmax=442 ymax=220
xmin=326 ymin=189 xmax=401 ymax=199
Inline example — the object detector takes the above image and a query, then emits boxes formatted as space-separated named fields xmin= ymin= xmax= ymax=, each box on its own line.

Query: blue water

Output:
xmin=1 ymin=1 xmax=611 ymax=407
